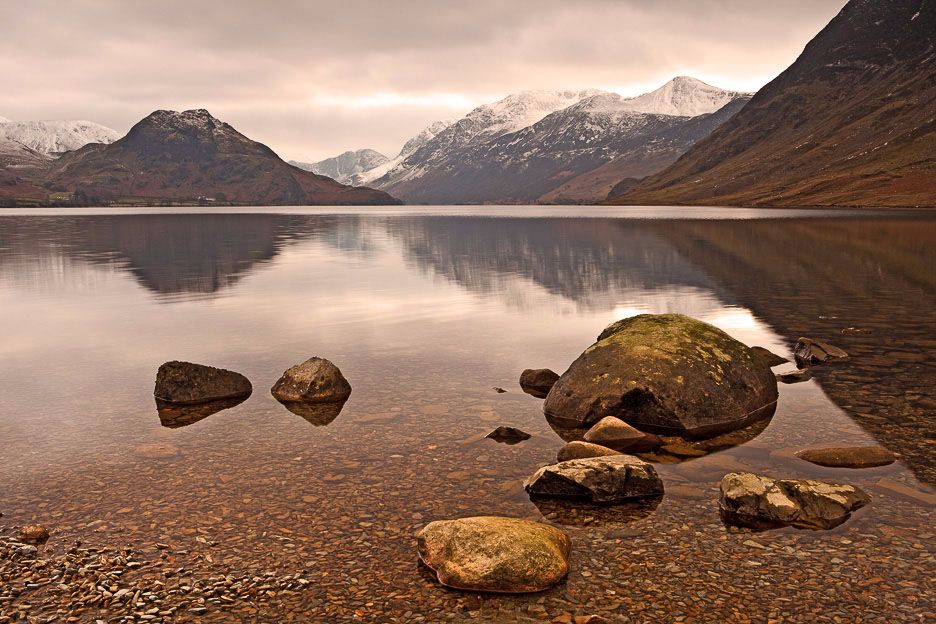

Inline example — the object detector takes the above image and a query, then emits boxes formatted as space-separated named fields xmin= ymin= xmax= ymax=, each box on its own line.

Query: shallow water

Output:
xmin=0 ymin=207 xmax=934 ymax=622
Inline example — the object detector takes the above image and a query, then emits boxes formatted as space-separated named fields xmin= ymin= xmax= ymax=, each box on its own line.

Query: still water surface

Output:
xmin=0 ymin=207 xmax=933 ymax=622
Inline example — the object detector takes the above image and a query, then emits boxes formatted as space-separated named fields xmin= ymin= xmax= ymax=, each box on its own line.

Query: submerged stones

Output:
xmin=795 ymin=446 xmax=896 ymax=469
xmin=556 ymin=441 xmax=621 ymax=462
xmin=582 ymin=416 xmax=661 ymax=452
xmin=524 ymin=455 xmax=664 ymax=504
xmin=271 ymin=357 xmax=352 ymax=404
xmin=416 ymin=516 xmax=571 ymax=593
xmin=153 ymin=361 xmax=252 ymax=405
xmin=520 ymin=368 xmax=560 ymax=398
xmin=486 ymin=426 xmax=532 ymax=445
xmin=718 ymin=472 xmax=870 ymax=530
xmin=544 ymin=314 xmax=778 ymax=436
xmin=794 ymin=338 xmax=849 ymax=366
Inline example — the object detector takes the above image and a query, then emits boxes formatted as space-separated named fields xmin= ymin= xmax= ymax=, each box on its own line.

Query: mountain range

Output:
xmin=614 ymin=0 xmax=935 ymax=207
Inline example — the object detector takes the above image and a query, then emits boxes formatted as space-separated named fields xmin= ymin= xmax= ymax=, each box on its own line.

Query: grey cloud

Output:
xmin=0 ymin=0 xmax=846 ymax=160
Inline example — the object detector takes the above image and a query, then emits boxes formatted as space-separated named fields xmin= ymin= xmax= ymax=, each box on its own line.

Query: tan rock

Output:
xmin=583 ymin=416 xmax=661 ymax=452
xmin=556 ymin=441 xmax=621 ymax=462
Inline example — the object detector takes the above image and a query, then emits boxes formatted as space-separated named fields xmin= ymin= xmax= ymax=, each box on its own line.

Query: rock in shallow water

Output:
xmin=154 ymin=361 xmax=252 ymax=405
xmin=795 ymin=446 xmax=896 ymax=468
xmin=794 ymin=338 xmax=849 ymax=366
xmin=751 ymin=346 xmax=789 ymax=367
xmin=271 ymin=357 xmax=351 ymax=403
xmin=485 ymin=426 xmax=532 ymax=444
xmin=18 ymin=525 xmax=50 ymax=544
xmin=544 ymin=314 xmax=778 ymax=436
xmin=519 ymin=368 xmax=560 ymax=398
xmin=583 ymin=416 xmax=661 ymax=452
xmin=776 ymin=369 xmax=812 ymax=384
xmin=416 ymin=516 xmax=570 ymax=593
xmin=525 ymin=455 xmax=664 ymax=504
xmin=556 ymin=441 xmax=621 ymax=462
xmin=718 ymin=472 xmax=870 ymax=530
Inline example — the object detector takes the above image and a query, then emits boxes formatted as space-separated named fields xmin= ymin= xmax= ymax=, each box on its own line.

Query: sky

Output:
xmin=0 ymin=0 xmax=847 ymax=162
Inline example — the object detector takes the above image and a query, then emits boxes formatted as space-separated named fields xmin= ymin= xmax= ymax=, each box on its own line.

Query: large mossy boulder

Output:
xmin=416 ymin=516 xmax=570 ymax=593
xmin=154 ymin=361 xmax=252 ymax=405
xmin=543 ymin=314 xmax=778 ymax=437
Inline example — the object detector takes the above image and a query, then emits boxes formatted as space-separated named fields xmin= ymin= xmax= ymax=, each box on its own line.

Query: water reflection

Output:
xmin=276 ymin=400 xmax=347 ymax=426
xmin=156 ymin=396 xmax=248 ymax=428
xmin=531 ymin=496 xmax=662 ymax=528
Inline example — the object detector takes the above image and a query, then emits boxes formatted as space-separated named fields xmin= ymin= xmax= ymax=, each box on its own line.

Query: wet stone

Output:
xmin=794 ymin=338 xmax=849 ymax=366
xmin=556 ymin=441 xmax=621 ymax=462
xmin=524 ymin=455 xmax=664 ymax=504
xmin=795 ymin=446 xmax=897 ymax=468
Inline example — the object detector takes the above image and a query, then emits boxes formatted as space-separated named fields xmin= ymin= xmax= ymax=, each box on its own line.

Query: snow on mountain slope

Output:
xmin=0 ymin=116 xmax=11 ymax=123
xmin=0 ymin=136 xmax=51 ymax=169
xmin=0 ymin=120 xmax=120 ymax=155
xmin=616 ymin=76 xmax=748 ymax=116
xmin=289 ymin=148 xmax=389 ymax=184
xmin=356 ymin=118 xmax=455 ymax=185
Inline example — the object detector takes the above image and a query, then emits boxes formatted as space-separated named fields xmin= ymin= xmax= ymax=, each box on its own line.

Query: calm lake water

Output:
xmin=1 ymin=207 xmax=934 ymax=622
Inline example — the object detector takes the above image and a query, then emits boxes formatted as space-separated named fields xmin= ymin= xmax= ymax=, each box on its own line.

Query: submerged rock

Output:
xmin=582 ymin=416 xmax=661 ymax=452
xmin=153 ymin=361 xmax=252 ymax=405
xmin=751 ymin=346 xmax=789 ymax=367
xmin=416 ymin=516 xmax=570 ymax=593
xmin=18 ymin=525 xmax=50 ymax=544
xmin=271 ymin=357 xmax=351 ymax=403
xmin=486 ymin=426 xmax=532 ymax=445
xmin=556 ymin=441 xmax=621 ymax=462
xmin=519 ymin=368 xmax=560 ymax=398
xmin=524 ymin=455 xmax=664 ymax=504
xmin=776 ymin=369 xmax=812 ymax=384
xmin=795 ymin=446 xmax=896 ymax=469
xmin=718 ymin=472 xmax=870 ymax=530
xmin=133 ymin=442 xmax=181 ymax=459
xmin=794 ymin=338 xmax=849 ymax=366
xmin=544 ymin=314 xmax=778 ymax=436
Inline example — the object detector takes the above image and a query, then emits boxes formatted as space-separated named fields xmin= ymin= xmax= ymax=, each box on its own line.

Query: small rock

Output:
xmin=659 ymin=439 xmax=707 ymax=458
xmin=153 ymin=361 xmax=252 ymax=405
xmin=524 ymin=455 xmax=664 ymax=504
xmin=582 ymin=416 xmax=661 ymax=452
xmin=271 ymin=357 xmax=351 ymax=403
xmin=492 ymin=387 xmax=508 ymax=394
xmin=777 ymin=369 xmax=812 ymax=384
xmin=18 ymin=525 xmax=50 ymax=544
xmin=416 ymin=516 xmax=570 ymax=593
xmin=718 ymin=472 xmax=870 ymax=530
xmin=795 ymin=446 xmax=896 ymax=469
xmin=519 ymin=368 xmax=560 ymax=398
xmin=556 ymin=441 xmax=621 ymax=462
xmin=794 ymin=338 xmax=849 ymax=366
xmin=485 ymin=426 xmax=532 ymax=445
xmin=751 ymin=346 xmax=789 ymax=367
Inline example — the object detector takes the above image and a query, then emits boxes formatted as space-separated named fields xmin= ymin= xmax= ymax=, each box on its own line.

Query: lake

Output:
xmin=1 ymin=206 xmax=934 ymax=622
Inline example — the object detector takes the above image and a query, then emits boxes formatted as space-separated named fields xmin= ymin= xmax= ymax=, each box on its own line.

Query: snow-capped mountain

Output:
xmin=0 ymin=136 xmax=50 ymax=169
xmin=0 ymin=116 xmax=11 ymax=123
xmin=363 ymin=78 xmax=749 ymax=203
xmin=356 ymin=119 xmax=454 ymax=186
xmin=0 ymin=120 xmax=120 ymax=155
xmin=289 ymin=148 xmax=389 ymax=184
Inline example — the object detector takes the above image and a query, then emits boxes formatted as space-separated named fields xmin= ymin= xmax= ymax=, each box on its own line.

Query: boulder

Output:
xmin=520 ymin=368 xmax=560 ymax=398
xmin=486 ymin=426 xmax=532 ymax=445
xmin=794 ymin=338 xmax=849 ymax=366
xmin=718 ymin=472 xmax=870 ymax=530
xmin=524 ymin=455 xmax=663 ymax=504
xmin=582 ymin=416 xmax=661 ymax=452
xmin=153 ymin=361 xmax=252 ymax=405
xmin=416 ymin=516 xmax=570 ymax=593
xmin=751 ymin=346 xmax=789 ymax=367
xmin=556 ymin=441 xmax=621 ymax=462
xmin=776 ymin=369 xmax=812 ymax=384
xmin=795 ymin=446 xmax=896 ymax=469
xmin=271 ymin=357 xmax=351 ymax=403
xmin=18 ymin=525 xmax=50 ymax=544
xmin=544 ymin=314 xmax=778 ymax=436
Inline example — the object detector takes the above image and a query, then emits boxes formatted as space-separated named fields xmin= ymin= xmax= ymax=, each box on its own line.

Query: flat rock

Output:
xmin=416 ymin=516 xmax=570 ymax=593
xmin=582 ymin=416 xmax=661 ymax=452
xmin=153 ymin=361 xmax=252 ymax=405
xmin=556 ymin=441 xmax=621 ymax=462
xmin=794 ymin=338 xmax=849 ymax=366
xmin=718 ymin=471 xmax=870 ymax=530
xmin=777 ymin=369 xmax=812 ymax=384
xmin=520 ymin=368 xmax=560 ymax=398
xmin=133 ymin=442 xmax=181 ymax=459
xmin=486 ymin=426 xmax=532 ymax=445
xmin=544 ymin=314 xmax=778 ymax=436
xmin=524 ymin=455 xmax=664 ymax=504
xmin=796 ymin=446 xmax=896 ymax=468
xmin=271 ymin=357 xmax=351 ymax=403
xmin=751 ymin=346 xmax=789 ymax=367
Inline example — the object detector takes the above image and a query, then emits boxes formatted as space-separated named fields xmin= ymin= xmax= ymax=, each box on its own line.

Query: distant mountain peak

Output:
xmin=0 ymin=119 xmax=120 ymax=155
xmin=618 ymin=77 xmax=751 ymax=117
xmin=290 ymin=148 xmax=390 ymax=184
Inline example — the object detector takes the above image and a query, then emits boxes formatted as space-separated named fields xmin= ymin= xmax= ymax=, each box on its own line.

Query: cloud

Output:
xmin=0 ymin=0 xmax=846 ymax=161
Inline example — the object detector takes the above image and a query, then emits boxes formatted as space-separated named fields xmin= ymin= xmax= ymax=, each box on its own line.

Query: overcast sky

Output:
xmin=0 ymin=0 xmax=846 ymax=161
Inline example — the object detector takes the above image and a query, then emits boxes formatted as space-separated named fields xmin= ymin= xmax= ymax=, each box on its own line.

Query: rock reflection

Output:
xmin=276 ymin=400 xmax=347 ymax=426
xmin=155 ymin=396 xmax=248 ymax=428
xmin=531 ymin=497 xmax=661 ymax=528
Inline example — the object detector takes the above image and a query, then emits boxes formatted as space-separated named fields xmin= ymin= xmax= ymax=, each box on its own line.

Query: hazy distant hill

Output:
xmin=289 ymin=148 xmax=389 ymax=184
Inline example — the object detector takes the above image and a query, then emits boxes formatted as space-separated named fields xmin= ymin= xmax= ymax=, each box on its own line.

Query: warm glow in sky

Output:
xmin=0 ymin=0 xmax=847 ymax=161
